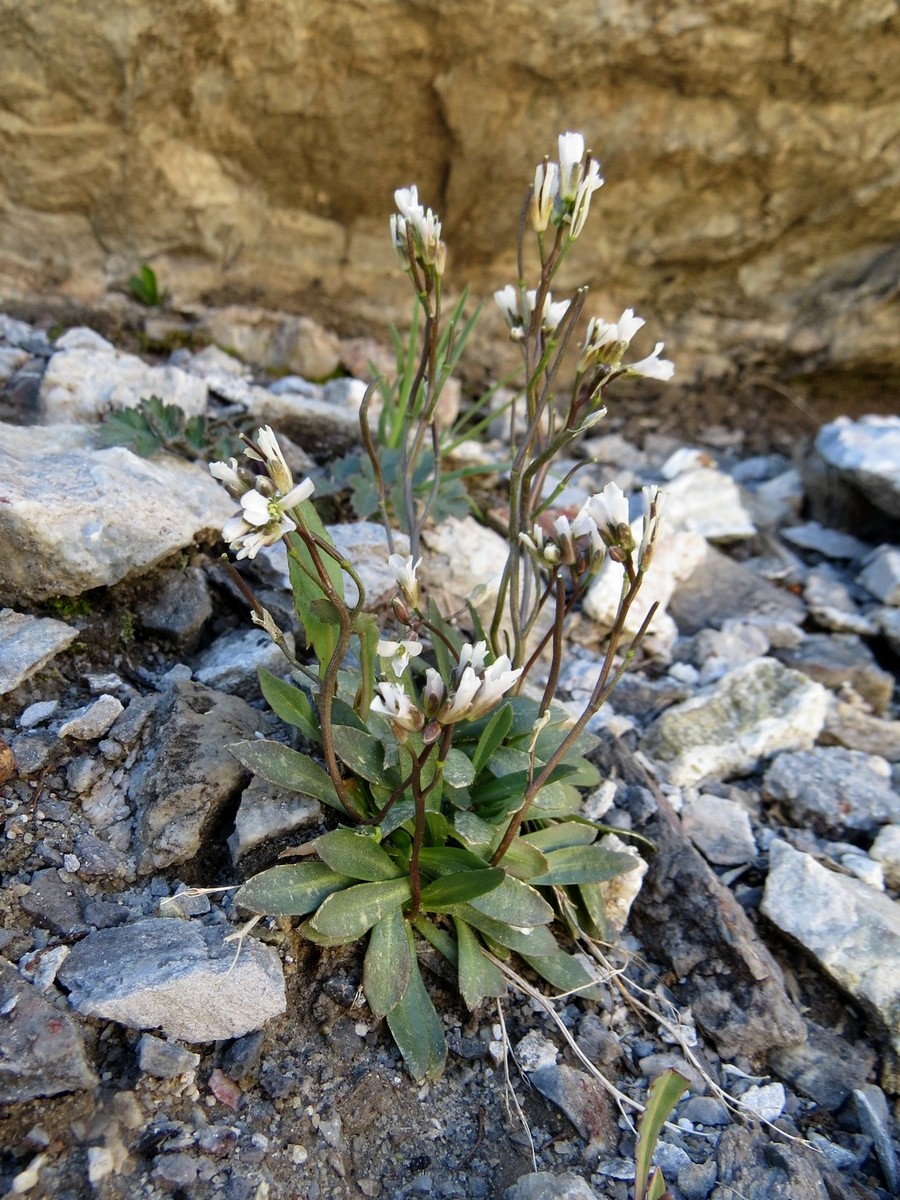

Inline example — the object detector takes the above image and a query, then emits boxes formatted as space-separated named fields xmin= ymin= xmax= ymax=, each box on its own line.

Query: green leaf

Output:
xmin=419 ymin=869 xmax=504 ymax=909
xmin=97 ymin=407 xmax=163 ymax=458
xmin=454 ymin=918 xmax=506 ymax=1010
xmin=576 ymin=881 xmax=609 ymax=941
xmin=257 ymin=668 xmax=320 ymax=743
xmin=315 ymin=828 xmax=403 ymax=881
xmin=528 ymin=782 xmax=584 ymax=819
xmin=635 ymin=1070 xmax=691 ymax=1200
xmin=494 ymin=838 xmax=550 ymax=881
xmin=310 ymin=877 xmax=411 ymax=940
xmin=452 ymin=811 xmax=498 ymax=856
xmin=417 ymin=846 xmax=492 ymax=875
xmin=363 ymin=908 xmax=410 ymax=1017
xmin=385 ymin=926 xmax=447 ymax=1081
xmin=441 ymin=748 xmax=476 ymax=789
xmin=521 ymin=950 xmax=602 ymax=1000
xmin=531 ymin=845 xmax=640 ymax=886
xmin=449 ymin=905 xmax=559 ymax=957
xmin=227 ymin=740 xmax=343 ymax=811
xmin=331 ymin=724 xmax=392 ymax=787
xmin=234 ymin=863 xmax=351 ymax=916
xmin=471 ymin=702 xmax=514 ymax=776
xmin=411 ymin=914 xmax=458 ymax=965
xmin=299 ymin=919 xmax=358 ymax=948
xmin=467 ymin=875 xmax=554 ymax=926
xmin=522 ymin=822 xmax=598 ymax=852
xmin=353 ymin=610 xmax=380 ymax=721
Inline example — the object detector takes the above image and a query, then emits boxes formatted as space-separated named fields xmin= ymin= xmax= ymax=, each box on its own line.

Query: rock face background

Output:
xmin=0 ymin=0 xmax=897 ymax=383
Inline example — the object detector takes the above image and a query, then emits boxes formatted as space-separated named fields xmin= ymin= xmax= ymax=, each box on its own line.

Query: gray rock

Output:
xmin=136 ymin=566 xmax=212 ymax=648
xmin=19 ymin=699 xmax=60 ymax=728
xmin=0 ymin=960 xmax=97 ymax=1100
xmin=870 ymin=824 xmax=900 ymax=888
xmin=667 ymin=544 xmax=806 ymax=637
xmin=57 ymin=917 xmax=286 ymax=1042
xmin=852 ymin=1084 xmax=899 ymax=1193
xmin=745 ymin=467 xmax=805 ymax=530
xmin=761 ymin=839 xmax=900 ymax=1058
xmin=821 ymin=696 xmax=900 ymax=763
xmin=774 ymin=631 xmax=894 ymax=714
xmin=229 ymin=774 xmax=321 ymax=861
xmin=152 ymin=1152 xmax=198 ymax=1188
xmin=200 ymin=306 xmax=340 ymax=381
xmin=677 ymin=1159 xmax=717 ymax=1200
xmin=689 ymin=621 xmax=770 ymax=685
xmin=39 ymin=336 xmax=207 ymax=424
xmin=248 ymin=389 xmax=361 ymax=458
xmin=680 ymin=1096 xmax=731 ymax=1127
xmin=58 ymin=694 xmax=124 ymax=741
xmin=858 ymin=543 xmax=900 ymax=605
xmin=0 ymin=608 xmax=77 ymax=695
xmin=220 ymin=1029 xmax=265 ymax=1080
xmin=528 ymin=1065 xmax=618 ymax=1151
xmin=768 ymin=1021 xmax=875 ymax=1109
xmin=781 ymin=521 xmax=871 ymax=560
xmin=763 ymin=747 xmax=899 ymax=835
xmin=0 ymin=423 xmax=235 ymax=603
xmin=194 ymin=626 xmax=293 ymax=699
xmin=803 ymin=563 xmax=877 ymax=635
xmin=680 ymin=792 xmax=756 ymax=865
xmin=661 ymin=467 xmax=756 ymax=541
xmin=503 ymin=1172 xmax=597 ymax=1200
xmin=874 ymin=605 xmax=900 ymax=655
xmin=129 ymin=681 xmax=263 ymax=872
xmin=640 ymin=658 xmax=828 ymax=787
xmin=816 ymin=415 xmax=900 ymax=520
xmin=19 ymin=868 xmax=83 ymax=935
xmin=711 ymin=1125 xmax=843 ymax=1200
xmin=138 ymin=1033 xmax=201 ymax=1079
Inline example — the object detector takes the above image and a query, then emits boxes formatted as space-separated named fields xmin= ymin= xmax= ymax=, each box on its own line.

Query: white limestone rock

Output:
xmin=0 ymin=609 xmax=77 ymax=695
xmin=858 ymin=545 xmax=900 ymax=606
xmin=871 ymin=825 xmax=900 ymax=890
xmin=680 ymin=792 xmax=757 ymax=865
xmin=816 ymin=415 xmax=900 ymax=520
xmin=57 ymin=917 xmax=286 ymax=1042
xmin=584 ymin=527 xmax=707 ymax=656
xmin=761 ymin=839 xmax=900 ymax=1058
xmin=659 ymin=467 xmax=755 ymax=541
xmin=0 ymin=423 xmax=235 ymax=603
xmin=40 ymin=332 xmax=207 ymax=424
xmin=640 ymin=658 xmax=829 ymax=787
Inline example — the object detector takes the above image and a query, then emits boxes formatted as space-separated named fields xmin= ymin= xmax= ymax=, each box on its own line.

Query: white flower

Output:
xmin=569 ymin=158 xmax=604 ymax=239
xmin=531 ymin=159 xmax=559 ymax=232
xmin=558 ymin=132 xmax=586 ymax=202
xmin=457 ymin=641 xmax=489 ymax=676
xmin=579 ymin=309 xmax=646 ymax=371
xmin=436 ymin=651 xmax=523 ymax=724
xmin=520 ymin=524 xmax=561 ymax=564
xmin=209 ymin=456 xmax=249 ymax=496
xmin=541 ymin=294 xmax=571 ymax=333
xmin=494 ymin=284 xmax=522 ymax=331
xmin=471 ymin=656 xmax=522 ymax=716
xmin=388 ymin=553 xmax=422 ymax=610
xmin=626 ymin=343 xmax=675 ymax=382
xmin=422 ymin=667 xmax=447 ymax=717
xmin=439 ymin=666 xmax=483 ymax=723
xmin=377 ymin=638 xmax=423 ymax=677
xmin=371 ymin=681 xmax=424 ymax=732
xmin=244 ymin=426 xmax=295 ymax=494
xmin=391 ymin=186 xmax=445 ymax=274
xmin=584 ymin=482 xmax=631 ymax=548
xmin=638 ymin=486 xmax=666 ymax=570
xmin=495 ymin=286 xmax=569 ymax=340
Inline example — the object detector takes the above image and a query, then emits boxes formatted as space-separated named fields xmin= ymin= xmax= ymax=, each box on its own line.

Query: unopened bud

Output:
xmin=422 ymin=720 xmax=442 ymax=745
xmin=391 ymin=596 xmax=411 ymax=625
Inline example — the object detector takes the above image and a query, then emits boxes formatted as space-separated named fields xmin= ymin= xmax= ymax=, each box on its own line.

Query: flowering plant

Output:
xmin=213 ymin=133 xmax=671 ymax=1080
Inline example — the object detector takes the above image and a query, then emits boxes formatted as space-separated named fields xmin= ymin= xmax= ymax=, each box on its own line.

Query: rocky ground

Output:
xmin=0 ymin=299 xmax=899 ymax=1200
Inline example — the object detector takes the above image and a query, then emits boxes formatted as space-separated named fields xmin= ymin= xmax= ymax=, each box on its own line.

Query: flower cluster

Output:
xmin=390 ymin=186 xmax=446 ymax=276
xmin=370 ymin=640 xmax=523 ymax=737
xmin=520 ymin=482 xmax=664 ymax=571
xmin=578 ymin=308 xmax=675 ymax=382
xmin=210 ymin=427 xmax=314 ymax=560
xmin=494 ymin=285 xmax=570 ymax=341
xmin=531 ymin=132 xmax=604 ymax=240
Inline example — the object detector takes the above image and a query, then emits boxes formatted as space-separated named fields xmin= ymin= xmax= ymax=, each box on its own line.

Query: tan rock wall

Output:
xmin=0 ymin=0 xmax=897 ymax=381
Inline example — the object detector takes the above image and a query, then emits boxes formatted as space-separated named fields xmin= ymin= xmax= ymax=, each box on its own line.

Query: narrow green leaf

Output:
xmin=310 ymin=877 xmax=411 ymax=939
xmin=471 ymin=703 xmax=514 ymax=776
xmin=635 ymin=1070 xmax=691 ymax=1200
xmin=257 ymin=668 xmax=320 ymax=743
xmin=299 ymin=919 xmax=358 ymax=947
xmin=575 ymin=881 xmax=609 ymax=941
xmin=521 ymin=950 xmax=602 ymax=1000
xmin=411 ymin=914 xmax=458 ymax=965
xmin=234 ymin=863 xmax=350 ymax=916
xmin=227 ymin=740 xmax=343 ymax=810
xmin=449 ymin=905 xmax=559 ymax=957
xmin=332 ymin=724 xmax=393 ymax=787
xmin=315 ymin=828 xmax=403 ymax=881
xmin=531 ymin=844 xmax=640 ymax=887
xmin=418 ymin=846 xmax=492 ymax=875
xmin=454 ymin=917 xmax=506 ymax=1010
xmin=528 ymin=781 xmax=584 ymax=819
xmin=353 ymin=610 xmax=380 ymax=721
xmin=363 ymin=908 xmax=410 ymax=1018
xmin=467 ymin=875 xmax=554 ymax=926
xmin=522 ymin=822 xmax=598 ymax=852
xmin=441 ymin=748 xmax=476 ymax=789
xmin=494 ymin=838 xmax=550 ymax=881
xmin=452 ymin=811 xmax=499 ymax=856
xmin=386 ymin=926 xmax=447 ymax=1081
xmin=419 ymin=869 xmax=504 ymax=909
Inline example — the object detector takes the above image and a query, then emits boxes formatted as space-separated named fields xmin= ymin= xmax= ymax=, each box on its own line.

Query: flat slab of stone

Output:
xmin=763 ymin=747 xmax=899 ymax=836
xmin=640 ymin=658 xmax=828 ymax=787
xmin=761 ymin=839 xmax=900 ymax=1058
xmin=0 ymin=960 xmax=97 ymax=1100
xmin=0 ymin=608 xmax=77 ymax=695
xmin=0 ymin=423 xmax=235 ymax=603
xmin=661 ymin=467 xmax=756 ymax=541
xmin=816 ymin=415 xmax=900 ymax=519
xmin=667 ymin=543 xmax=806 ymax=637
xmin=57 ymin=918 xmax=286 ymax=1042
